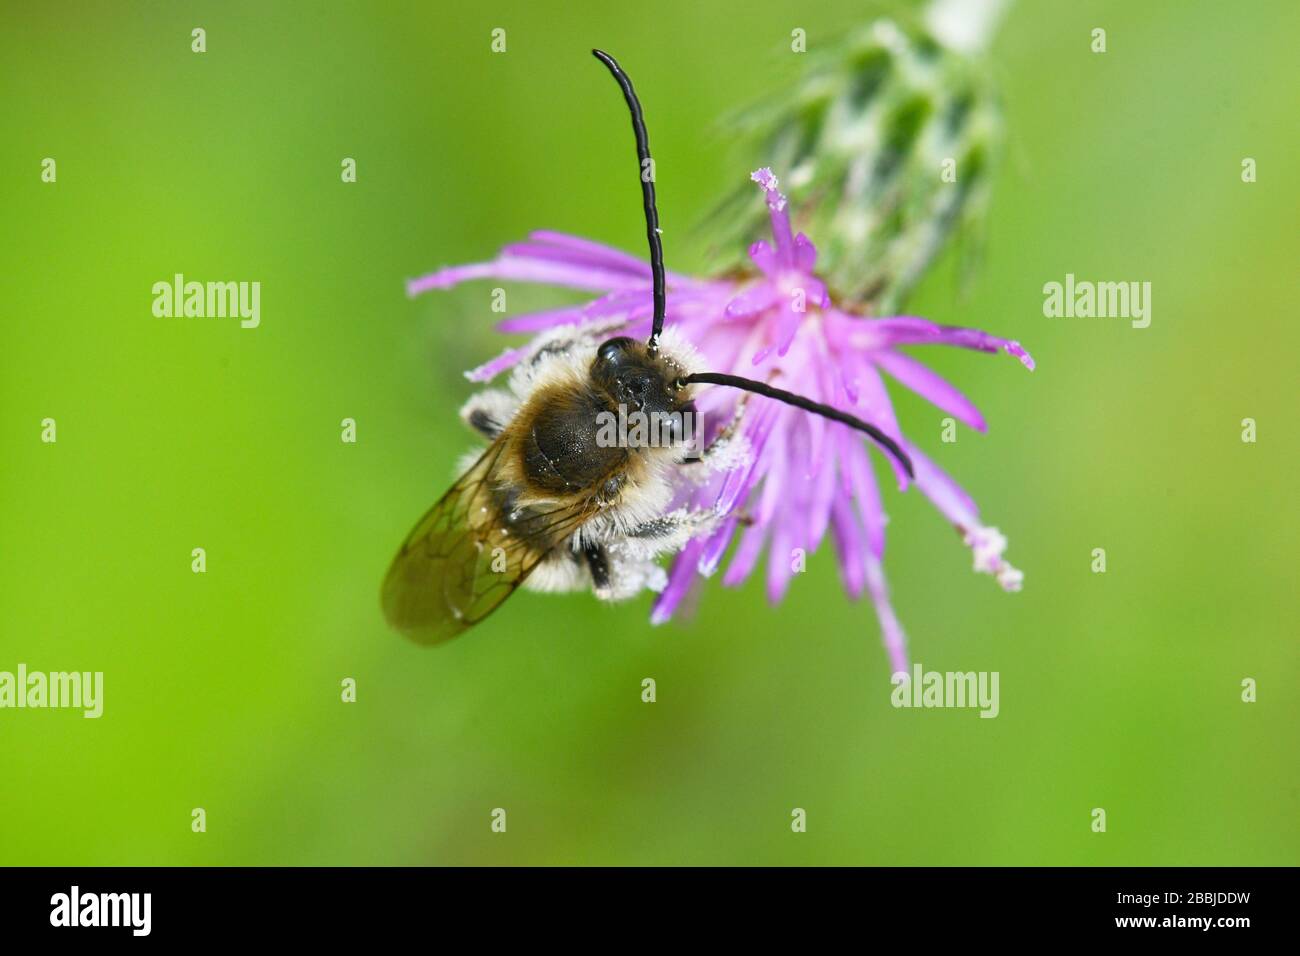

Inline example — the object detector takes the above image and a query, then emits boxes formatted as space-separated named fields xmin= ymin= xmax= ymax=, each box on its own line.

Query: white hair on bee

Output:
xmin=521 ymin=555 xmax=587 ymax=594
xmin=522 ymin=539 xmax=672 ymax=602
xmin=458 ymin=388 xmax=518 ymax=437
xmin=503 ymin=319 xmax=624 ymax=399
xmin=681 ymin=431 xmax=753 ymax=482
xmin=644 ymin=324 xmax=706 ymax=378
xmin=596 ymin=553 xmax=669 ymax=600
xmin=447 ymin=315 xmax=734 ymax=605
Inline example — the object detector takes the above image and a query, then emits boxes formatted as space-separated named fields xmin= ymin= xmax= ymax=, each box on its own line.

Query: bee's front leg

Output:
xmin=624 ymin=508 xmax=721 ymax=556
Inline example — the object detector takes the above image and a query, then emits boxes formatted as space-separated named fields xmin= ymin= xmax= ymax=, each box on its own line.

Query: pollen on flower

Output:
xmin=997 ymin=566 xmax=1024 ymax=592
xmin=750 ymin=167 xmax=786 ymax=210
xmin=966 ymin=525 xmax=1006 ymax=573
xmin=685 ymin=433 xmax=752 ymax=479
xmin=962 ymin=524 xmax=1023 ymax=592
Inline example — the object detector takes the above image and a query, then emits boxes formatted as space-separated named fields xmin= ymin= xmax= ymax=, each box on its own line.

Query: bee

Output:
xmin=382 ymin=49 xmax=913 ymax=644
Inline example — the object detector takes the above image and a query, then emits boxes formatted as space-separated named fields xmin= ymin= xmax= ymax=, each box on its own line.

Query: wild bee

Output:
xmin=382 ymin=49 xmax=912 ymax=644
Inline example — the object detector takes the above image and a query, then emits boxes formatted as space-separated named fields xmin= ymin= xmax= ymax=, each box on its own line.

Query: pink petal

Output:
xmin=904 ymin=441 xmax=980 ymax=527
xmin=874 ymin=351 xmax=987 ymax=432
xmin=793 ymin=233 xmax=818 ymax=274
xmin=865 ymin=556 xmax=909 ymax=675
xmin=766 ymin=513 xmax=798 ymax=603
xmin=843 ymin=431 xmax=886 ymax=557
xmin=698 ymin=514 xmax=739 ymax=576
xmin=854 ymin=359 xmax=910 ymax=491
xmin=495 ymin=306 xmax=588 ymax=333
xmin=852 ymin=317 xmax=1036 ymax=370
xmin=652 ymin=538 xmax=705 ymax=624
xmin=526 ymin=231 xmax=653 ymax=276
xmin=712 ymin=401 xmax=779 ymax=516
xmin=724 ymin=283 xmax=779 ymax=320
xmin=409 ymin=253 xmax=644 ymax=296
xmin=722 ymin=520 xmax=768 ymax=587
xmin=829 ymin=497 xmax=866 ymax=599
xmin=806 ymin=440 xmax=839 ymax=552
xmin=466 ymin=345 xmax=529 ymax=382
xmin=748 ymin=239 xmax=777 ymax=276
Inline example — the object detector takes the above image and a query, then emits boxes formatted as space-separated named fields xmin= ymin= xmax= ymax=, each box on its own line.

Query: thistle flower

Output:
xmin=408 ymin=169 xmax=1030 ymax=672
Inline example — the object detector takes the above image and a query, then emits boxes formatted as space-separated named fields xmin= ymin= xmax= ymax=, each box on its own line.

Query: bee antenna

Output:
xmin=592 ymin=49 xmax=665 ymax=354
xmin=677 ymin=372 xmax=915 ymax=479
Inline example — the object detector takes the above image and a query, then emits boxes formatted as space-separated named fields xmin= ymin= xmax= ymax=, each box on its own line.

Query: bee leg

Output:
xmin=628 ymin=508 xmax=717 ymax=539
xmin=622 ymin=508 xmax=721 ymax=560
xmin=628 ymin=516 xmax=681 ymax=538
xmin=459 ymin=389 xmax=518 ymax=439
xmin=582 ymin=541 xmax=611 ymax=592
xmin=676 ymin=397 xmax=754 ymax=467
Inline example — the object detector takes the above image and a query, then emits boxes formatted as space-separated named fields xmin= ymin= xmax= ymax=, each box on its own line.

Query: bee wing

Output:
xmin=381 ymin=441 xmax=595 ymax=644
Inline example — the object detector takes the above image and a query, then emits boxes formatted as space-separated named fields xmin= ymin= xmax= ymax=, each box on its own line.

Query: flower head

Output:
xmin=409 ymin=169 xmax=1031 ymax=673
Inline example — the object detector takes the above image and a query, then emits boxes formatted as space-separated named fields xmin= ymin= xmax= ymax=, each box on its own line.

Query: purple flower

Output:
xmin=409 ymin=168 xmax=1032 ymax=673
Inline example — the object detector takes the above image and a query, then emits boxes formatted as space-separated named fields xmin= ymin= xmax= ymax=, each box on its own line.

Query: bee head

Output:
xmin=592 ymin=336 xmax=697 ymax=444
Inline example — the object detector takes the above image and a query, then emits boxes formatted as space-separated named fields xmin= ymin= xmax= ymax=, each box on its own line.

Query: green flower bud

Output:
xmin=709 ymin=8 xmax=1005 ymax=315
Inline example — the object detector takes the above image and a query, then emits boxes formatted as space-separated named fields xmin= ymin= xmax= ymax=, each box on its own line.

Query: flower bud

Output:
xmin=710 ymin=11 xmax=1004 ymax=315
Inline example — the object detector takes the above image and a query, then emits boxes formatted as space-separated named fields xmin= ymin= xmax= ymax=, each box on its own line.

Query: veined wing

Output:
xmin=380 ymin=440 xmax=596 ymax=644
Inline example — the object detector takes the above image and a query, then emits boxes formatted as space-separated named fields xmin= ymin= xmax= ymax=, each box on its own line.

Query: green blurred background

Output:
xmin=1 ymin=0 xmax=1296 ymax=865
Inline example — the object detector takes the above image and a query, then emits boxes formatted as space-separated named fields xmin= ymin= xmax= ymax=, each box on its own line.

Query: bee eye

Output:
xmin=596 ymin=337 xmax=638 ymax=367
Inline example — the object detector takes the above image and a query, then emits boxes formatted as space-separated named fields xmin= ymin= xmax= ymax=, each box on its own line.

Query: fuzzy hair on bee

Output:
xmin=458 ymin=322 xmax=725 ymax=601
xmin=381 ymin=49 xmax=915 ymax=645
xmin=382 ymin=320 xmax=725 ymax=644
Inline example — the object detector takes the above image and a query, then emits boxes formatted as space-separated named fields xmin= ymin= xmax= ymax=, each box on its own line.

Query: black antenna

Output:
xmin=678 ymin=372 xmax=915 ymax=478
xmin=590 ymin=51 xmax=910 ymax=480
xmin=592 ymin=49 xmax=665 ymax=353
